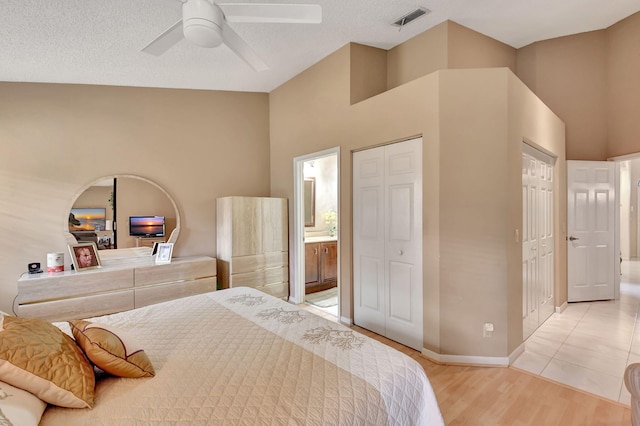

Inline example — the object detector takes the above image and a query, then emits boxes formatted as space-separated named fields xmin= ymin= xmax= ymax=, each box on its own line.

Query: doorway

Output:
xmin=292 ymin=148 xmax=340 ymax=318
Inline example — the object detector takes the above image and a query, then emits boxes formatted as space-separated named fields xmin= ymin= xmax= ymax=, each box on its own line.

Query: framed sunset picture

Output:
xmin=69 ymin=208 xmax=107 ymax=232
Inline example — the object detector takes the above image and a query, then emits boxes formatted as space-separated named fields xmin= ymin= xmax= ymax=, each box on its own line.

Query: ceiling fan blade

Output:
xmin=142 ymin=19 xmax=184 ymax=56
xmin=222 ymin=22 xmax=269 ymax=71
xmin=218 ymin=3 xmax=322 ymax=24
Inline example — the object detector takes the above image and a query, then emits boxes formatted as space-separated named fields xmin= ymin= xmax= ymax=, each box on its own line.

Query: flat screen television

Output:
xmin=69 ymin=208 xmax=107 ymax=232
xmin=129 ymin=216 xmax=165 ymax=237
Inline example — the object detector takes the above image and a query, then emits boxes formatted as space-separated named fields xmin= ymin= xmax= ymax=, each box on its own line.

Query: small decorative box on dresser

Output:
xmin=15 ymin=256 xmax=216 ymax=321
xmin=216 ymin=196 xmax=289 ymax=299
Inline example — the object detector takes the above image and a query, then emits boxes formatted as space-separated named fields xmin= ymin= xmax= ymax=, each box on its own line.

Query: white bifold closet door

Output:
xmin=353 ymin=137 xmax=423 ymax=351
xmin=522 ymin=144 xmax=555 ymax=340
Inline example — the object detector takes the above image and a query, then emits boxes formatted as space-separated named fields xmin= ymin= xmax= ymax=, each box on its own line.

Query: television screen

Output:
xmin=69 ymin=208 xmax=107 ymax=232
xmin=129 ymin=216 xmax=165 ymax=237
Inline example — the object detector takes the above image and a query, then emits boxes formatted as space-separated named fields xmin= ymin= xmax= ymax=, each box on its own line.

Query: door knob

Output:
xmin=569 ymin=236 xmax=579 ymax=241
xmin=398 ymin=250 xmax=403 ymax=256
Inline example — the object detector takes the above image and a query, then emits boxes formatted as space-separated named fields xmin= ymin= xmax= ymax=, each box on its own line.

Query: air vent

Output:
xmin=392 ymin=7 xmax=431 ymax=27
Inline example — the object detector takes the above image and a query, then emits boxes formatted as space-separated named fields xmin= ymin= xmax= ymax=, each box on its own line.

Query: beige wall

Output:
xmin=270 ymin=40 xmax=564 ymax=356
xmin=350 ymin=44 xmax=388 ymax=104
xmin=516 ymin=31 xmax=608 ymax=161
xmin=447 ymin=21 xmax=517 ymax=72
xmin=387 ymin=21 xmax=449 ymax=90
xmin=0 ymin=83 xmax=270 ymax=313
xmin=386 ymin=21 xmax=516 ymax=90
xmin=607 ymin=12 xmax=640 ymax=158
xmin=384 ymin=12 xmax=640 ymax=162
xmin=516 ymin=11 xmax=640 ymax=160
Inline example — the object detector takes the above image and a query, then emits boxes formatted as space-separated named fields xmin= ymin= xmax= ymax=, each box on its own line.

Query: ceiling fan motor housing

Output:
xmin=182 ymin=0 xmax=223 ymax=47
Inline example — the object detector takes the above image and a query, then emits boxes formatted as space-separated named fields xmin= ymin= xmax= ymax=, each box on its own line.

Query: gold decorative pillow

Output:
xmin=0 ymin=316 xmax=95 ymax=408
xmin=69 ymin=320 xmax=155 ymax=378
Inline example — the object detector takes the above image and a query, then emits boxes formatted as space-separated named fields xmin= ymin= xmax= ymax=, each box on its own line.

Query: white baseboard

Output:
xmin=508 ymin=343 xmax=525 ymax=365
xmin=421 ymin=347 xmax=510 ymax=367
xmin=340 ymin=316 xmax=352 ymax=325
xmin=556 ymin=301 xmax=568 ymax=313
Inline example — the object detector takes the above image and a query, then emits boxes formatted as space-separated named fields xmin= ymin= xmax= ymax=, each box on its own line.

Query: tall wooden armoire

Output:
xmin=216 ymin=196 xmax=289 ymax=299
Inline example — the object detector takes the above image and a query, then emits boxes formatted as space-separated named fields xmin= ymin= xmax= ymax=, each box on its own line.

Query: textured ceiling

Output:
xmin=1 ymin=0 xmax=639 ymax=93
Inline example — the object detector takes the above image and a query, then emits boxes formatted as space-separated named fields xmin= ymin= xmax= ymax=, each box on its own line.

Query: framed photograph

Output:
xmin=69 ymin=242 xmax=102 ymax=271
xmin=151 ymin=241 xmax=160 ymax=256
xmin=155 ymin=243 xmax=174 ymax=264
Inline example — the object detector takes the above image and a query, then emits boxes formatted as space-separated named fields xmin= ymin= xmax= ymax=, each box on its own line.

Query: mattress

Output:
xmin=42 ymin=287 xmax=443 ymax=425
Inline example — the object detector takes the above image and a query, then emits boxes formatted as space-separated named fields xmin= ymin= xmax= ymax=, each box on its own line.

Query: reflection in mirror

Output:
xmin=67 ymin=175 xmax=180 ymax=261
xmin=304 ymin=178 xmax=315 ymax=227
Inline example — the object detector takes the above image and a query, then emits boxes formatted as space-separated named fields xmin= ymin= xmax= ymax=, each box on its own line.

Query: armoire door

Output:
xmin=353 ymin=137 xmax=423 ymax=350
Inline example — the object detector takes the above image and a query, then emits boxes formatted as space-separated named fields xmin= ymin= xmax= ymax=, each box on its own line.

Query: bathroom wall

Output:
xmin=303 ymin=154 xmax=338 ymax=237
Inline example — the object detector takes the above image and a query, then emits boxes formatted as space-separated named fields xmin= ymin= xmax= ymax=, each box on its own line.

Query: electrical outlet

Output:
xmin=483 ymin=322 xmax=494 ymax=338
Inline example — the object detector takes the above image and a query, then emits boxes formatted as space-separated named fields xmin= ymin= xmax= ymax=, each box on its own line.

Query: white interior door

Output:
xmin=353 ymin=137 xmax=423 ymax=350
xmin=522 ymin=144 xmax=555 ymax=339
xmin=353 ymin=145 xmax=386 ymax=336
xmin=384 ymin=140 xmax=422 ymax=349
xmin=567 ymin=161 xmax=615 ymax=302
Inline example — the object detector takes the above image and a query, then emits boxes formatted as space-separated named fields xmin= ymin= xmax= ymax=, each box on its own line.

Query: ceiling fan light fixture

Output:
xmin=183 ymin=0 xmax=224 ymax=47
xmin=183 ymin=19 xmax=223 ymax=47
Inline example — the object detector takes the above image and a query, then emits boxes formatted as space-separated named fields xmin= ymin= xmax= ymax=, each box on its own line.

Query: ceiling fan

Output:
xmin=142 ymin=0 xmax=322 ymax=71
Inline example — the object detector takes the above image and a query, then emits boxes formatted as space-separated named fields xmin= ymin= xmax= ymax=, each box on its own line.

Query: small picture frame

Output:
xmin=69 ymin=242 xmax=102 ymax=271
xmin=151 ymin=241 xmax=160 ymax=256
xmin=155 ymin=242 xmax=173 ymax=264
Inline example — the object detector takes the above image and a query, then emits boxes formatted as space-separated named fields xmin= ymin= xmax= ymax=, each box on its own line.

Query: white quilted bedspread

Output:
xmin=42 ymin=287 xmax=444 ymax=425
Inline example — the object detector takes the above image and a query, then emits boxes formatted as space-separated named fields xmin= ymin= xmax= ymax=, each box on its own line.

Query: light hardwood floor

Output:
xmin=302 ymin=303 xmax=631 ymax=425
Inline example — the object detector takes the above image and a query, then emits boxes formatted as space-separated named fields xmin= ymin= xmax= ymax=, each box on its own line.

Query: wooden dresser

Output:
xmin=216 ymin=196 xmax=289 ymax=299
xmin=15 ymin=256 xmax=216 ymax=321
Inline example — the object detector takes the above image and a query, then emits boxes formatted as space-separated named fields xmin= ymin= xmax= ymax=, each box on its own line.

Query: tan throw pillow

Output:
xmin=0 ymin=316 xmax=95 ymax=408
xmin=69 ymin=320 xmax=155 ymax=378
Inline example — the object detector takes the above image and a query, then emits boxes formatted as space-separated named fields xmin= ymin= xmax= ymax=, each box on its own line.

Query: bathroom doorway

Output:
xmin=292 ymin=148 xmax=339 ymax=319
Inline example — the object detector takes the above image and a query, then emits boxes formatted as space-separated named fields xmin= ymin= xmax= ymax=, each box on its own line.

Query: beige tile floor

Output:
xmin=513 ymin=259 xmax=640 ymax=405
xmin=304 ymin=290 xmax=338 ymax=318
xmin=302 ymin=299 xmax=338 ymax=318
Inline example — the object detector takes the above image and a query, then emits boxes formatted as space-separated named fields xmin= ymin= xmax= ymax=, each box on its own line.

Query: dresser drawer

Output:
xmin=135 ymin=257 xmax=216 ymax=286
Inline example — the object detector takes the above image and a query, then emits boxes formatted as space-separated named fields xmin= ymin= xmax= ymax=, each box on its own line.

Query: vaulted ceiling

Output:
xmin=2 ymin=0 xmax=639 ymax=92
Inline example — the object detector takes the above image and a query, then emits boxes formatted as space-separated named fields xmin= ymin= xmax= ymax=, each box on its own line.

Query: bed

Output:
xmin=3 ymin=287 xmax=444 ymax=425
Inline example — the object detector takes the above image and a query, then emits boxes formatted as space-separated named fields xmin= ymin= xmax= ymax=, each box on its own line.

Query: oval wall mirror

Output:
xmin=65 ymin=175 xmax=180 ymax=261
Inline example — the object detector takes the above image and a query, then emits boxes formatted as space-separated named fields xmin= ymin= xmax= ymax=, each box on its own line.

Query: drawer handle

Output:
xmin=324 ymin=247 xmax=328 ymax=254
xmin=314 ymin=248 xmax=318 ymax=255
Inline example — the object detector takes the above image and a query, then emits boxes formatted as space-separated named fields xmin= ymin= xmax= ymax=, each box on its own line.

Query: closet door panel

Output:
xmin=384 ymin=138 xmax=423 ymax=350
xmin=353 ymin=146 xmax=386 ymax=333
xmin=360 ymin=256 xmax=382 ymax=311
xmin=388 ymin=261 xmax=412 ymax=322
xmin=388 ymin=185 xmax=413 ymax=241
